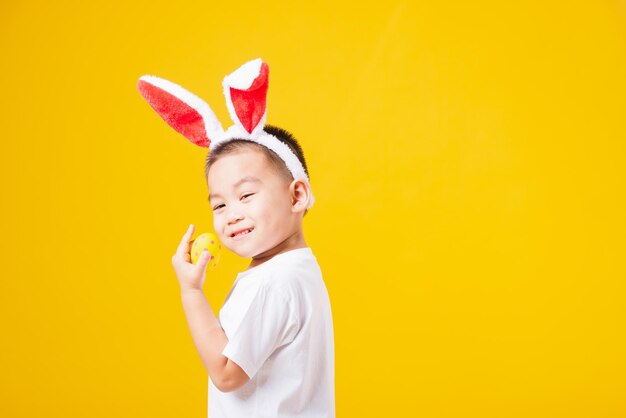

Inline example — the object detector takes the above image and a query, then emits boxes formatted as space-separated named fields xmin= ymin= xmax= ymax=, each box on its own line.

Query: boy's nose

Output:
xmin=227 ymin=210 xmax=244 ymax=224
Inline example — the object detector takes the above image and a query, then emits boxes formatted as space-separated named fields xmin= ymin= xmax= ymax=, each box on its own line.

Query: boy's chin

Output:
xmin=232 ymin=246 xmax=268 ymax=261
xmin=226 ymin=244 xmax=257 ymax=259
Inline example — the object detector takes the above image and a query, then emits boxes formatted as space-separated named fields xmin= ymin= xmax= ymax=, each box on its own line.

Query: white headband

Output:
xmin=137 ymin=58 xmax=315 ymax=209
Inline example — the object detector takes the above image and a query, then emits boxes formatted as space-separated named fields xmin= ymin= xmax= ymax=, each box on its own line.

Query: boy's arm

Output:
xmin=180 ymin=289 xmax=250 ymax=392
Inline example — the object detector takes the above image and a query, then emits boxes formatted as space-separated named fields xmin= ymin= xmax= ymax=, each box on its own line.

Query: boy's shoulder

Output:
xmin=257 ymin=249 xmax=320 ymax=295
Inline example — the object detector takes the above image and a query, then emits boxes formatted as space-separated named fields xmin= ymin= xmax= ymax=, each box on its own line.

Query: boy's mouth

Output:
xmin=231 ymin=227 xmax=254 ymax=240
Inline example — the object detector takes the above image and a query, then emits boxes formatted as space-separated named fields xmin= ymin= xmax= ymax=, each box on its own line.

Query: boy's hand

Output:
xmin=172 ymin=224 xmax=213 ymax=292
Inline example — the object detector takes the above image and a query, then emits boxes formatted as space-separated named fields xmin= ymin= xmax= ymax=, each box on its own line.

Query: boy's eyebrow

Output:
xmin=208 ymin=176 xmax=263 ymax=202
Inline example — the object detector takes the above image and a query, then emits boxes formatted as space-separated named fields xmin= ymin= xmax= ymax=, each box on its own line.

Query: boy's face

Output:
xmin=207 ymin=148 xmax=299 ymax=259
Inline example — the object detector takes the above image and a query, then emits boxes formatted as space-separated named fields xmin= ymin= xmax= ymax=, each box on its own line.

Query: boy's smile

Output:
xmin=207 ymin=147 xmax=310 ymax=269
xmin=231 ymin=227 xmax=254 ymax=240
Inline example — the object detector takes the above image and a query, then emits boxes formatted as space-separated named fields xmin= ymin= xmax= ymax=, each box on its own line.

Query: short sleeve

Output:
xmin=221 ymin=284 xmax=300 ymax=380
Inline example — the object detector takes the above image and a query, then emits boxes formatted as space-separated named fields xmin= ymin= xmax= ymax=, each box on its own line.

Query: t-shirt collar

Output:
xmin=237 ymin=247 xmax=313 ymax=279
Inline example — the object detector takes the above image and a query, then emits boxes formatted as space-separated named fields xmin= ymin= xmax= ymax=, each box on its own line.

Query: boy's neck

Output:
xmin=247 ymin=230 xmax=307 ymax=270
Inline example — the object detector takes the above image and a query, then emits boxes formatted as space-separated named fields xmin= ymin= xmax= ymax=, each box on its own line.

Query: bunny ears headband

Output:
xmin=136 ymin=58 xmax=315 ymax=209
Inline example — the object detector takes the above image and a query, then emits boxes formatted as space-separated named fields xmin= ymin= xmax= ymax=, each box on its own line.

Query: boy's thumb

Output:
xmin=199 ymin=249 xmax=212 ymax=269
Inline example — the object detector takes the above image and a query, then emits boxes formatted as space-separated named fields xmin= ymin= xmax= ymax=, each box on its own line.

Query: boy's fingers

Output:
xmin=196 ymin=250 xmax=211 ymax=270
xmin=176 ymin=224 xmax=194 ymax=255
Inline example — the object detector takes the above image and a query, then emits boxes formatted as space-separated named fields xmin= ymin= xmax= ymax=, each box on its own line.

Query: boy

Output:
xmin=137 ymin=59 xmax=335 ymax=417
xmin=176 ymin=126 xmax=335 ymax=417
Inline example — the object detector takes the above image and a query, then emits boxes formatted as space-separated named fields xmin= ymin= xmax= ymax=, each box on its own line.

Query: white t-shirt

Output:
xmin=208 ymin=247 xmax=335 ymax=418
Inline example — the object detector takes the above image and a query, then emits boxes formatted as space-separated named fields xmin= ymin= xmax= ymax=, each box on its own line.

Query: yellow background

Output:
xmin=2 ymin=1 xmax=625 ymax=416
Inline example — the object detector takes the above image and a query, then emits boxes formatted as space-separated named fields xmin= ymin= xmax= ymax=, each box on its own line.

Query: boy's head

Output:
xmin=206 ymin=124 xmax=312 ymax=259
xmin=136 ymin=58 xmax=315 ymax=262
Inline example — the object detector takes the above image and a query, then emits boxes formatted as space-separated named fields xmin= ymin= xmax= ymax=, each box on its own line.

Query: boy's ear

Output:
xmin=289 ymin=179 xmax=311 ymax=213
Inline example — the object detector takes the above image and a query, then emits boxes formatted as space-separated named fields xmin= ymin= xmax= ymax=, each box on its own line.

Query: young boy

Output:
xmin=175 ymin=126 xmax=335 ymax=417
xmin=136 ymin=58 xmax=335 ymax=417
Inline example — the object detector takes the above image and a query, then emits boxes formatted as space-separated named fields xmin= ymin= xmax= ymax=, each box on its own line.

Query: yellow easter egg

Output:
xmin=190 ymin=232 xmax=222 ymax=269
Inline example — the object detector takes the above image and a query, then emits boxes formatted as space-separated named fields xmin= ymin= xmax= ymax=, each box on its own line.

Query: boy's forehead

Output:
xmin=210 ymin=150 xmax=260 ymax=177
xmin=208 ymin=151 xmax=272 ymax=200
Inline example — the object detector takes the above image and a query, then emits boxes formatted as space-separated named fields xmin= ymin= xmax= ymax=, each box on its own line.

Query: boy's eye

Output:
xmin=213 ymin=193 xmax=254 ymax=211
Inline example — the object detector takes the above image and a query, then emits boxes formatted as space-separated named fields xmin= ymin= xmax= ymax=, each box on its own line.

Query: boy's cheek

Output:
xmin=212 ymin=219 xmax=223 ymax=237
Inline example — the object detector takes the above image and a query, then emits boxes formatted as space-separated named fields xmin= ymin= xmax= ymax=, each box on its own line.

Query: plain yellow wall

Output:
xmin=1 ymin=1 xmax=625 ymax=416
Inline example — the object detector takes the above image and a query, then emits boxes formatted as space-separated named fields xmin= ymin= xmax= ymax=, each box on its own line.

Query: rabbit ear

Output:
xmin=137 ymin=75 xmax=224 ymax=148
xmin=222 ymin=58 xmax=269 ymax=135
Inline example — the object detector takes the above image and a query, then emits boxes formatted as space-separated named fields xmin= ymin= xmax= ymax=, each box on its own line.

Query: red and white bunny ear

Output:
xmin=222 ymin=58 xmax=269 ymax=135
xmin=137 ymin=75 xmax=224 ymax=148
